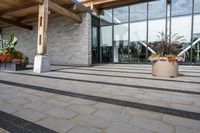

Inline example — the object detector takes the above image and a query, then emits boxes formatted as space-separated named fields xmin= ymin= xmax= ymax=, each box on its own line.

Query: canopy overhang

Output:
xmin=0 ymin=0 xmax=92 ymax=30
xmin=81 ymin=0 xmax=157 ymax=15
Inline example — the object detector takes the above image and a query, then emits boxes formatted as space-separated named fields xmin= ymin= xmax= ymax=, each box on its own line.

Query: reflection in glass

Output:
xmin=113 ymin=6 xmax=129 ymax=24
xmin=100 ymin=9 xmax=112 ymax=26
xmin=172 ymin=0 xmax=192 ymax=16
xmin=113 ymin=6 xmax=129 ymax=63
xmin=192 ymin=0 xmax=200 ymax=63
xmin=171 ymin=0 xmax=192 ymax=62
xmin=92 ymin=26 xmax=99 ymax=64
xmin=130 ymin=3 xmax=147 ymax=21
xmin=114 ymin=24 xmax=129 ymax=63
xmin=130 ymin=3 xmax=147 ymax=62
xmin=149 ymin=0 xmax=166 ymax=19
xmin=148 ymin=0 xmax=166 ymax=58
xmin=100 ymin=26 xmax=113 ymax=63
xmin=194 ymin=0 xmax=200 ymax=13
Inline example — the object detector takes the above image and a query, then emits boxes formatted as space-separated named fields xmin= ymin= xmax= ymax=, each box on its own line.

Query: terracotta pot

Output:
xmin=152 ymin=60 xmax=178 ymax=78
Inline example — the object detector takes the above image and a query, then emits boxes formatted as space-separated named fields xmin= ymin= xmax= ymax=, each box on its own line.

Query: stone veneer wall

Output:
xmin=1 ymin=13 xmax=92 ymax=66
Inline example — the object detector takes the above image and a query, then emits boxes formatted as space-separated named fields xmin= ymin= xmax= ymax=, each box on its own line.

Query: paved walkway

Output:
xmin=0 ymin=64 xmax=200 ymax=133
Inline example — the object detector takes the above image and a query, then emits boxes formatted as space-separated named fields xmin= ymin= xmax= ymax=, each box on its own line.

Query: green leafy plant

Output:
xmin=0 ymin=32 xmax=29 ymax=64
xmin=0 ymin=32 xmax=18 ymax=55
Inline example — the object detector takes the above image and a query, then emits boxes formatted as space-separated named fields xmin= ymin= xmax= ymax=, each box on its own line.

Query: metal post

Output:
xmin=128 ymin=5 xmax=130 ymax=62
xmin=146 ymin=0 xmax=149 ymax=62
xmin=190 ymin=0 xmax=195 ymax=62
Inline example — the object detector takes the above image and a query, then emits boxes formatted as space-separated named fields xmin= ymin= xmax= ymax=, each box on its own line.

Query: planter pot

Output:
xmin=0 ymin=62 xmax=27 ymax=71
xmin=152 ymin=60 xmax=178 ymax=78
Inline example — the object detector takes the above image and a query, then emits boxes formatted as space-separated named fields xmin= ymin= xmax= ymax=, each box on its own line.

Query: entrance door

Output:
xmin=92 ymin=26 xmax=100 ymax=64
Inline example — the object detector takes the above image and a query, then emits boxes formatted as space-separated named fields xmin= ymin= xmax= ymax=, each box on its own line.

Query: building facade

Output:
xmin=1 ymin=0 xmax=200 ymax=66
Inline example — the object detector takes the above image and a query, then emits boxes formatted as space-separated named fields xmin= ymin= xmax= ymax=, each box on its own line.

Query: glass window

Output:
xmin=148 ymin=0 xmax=166 ymax=19
xmin=194 ymin=0 xmax=200 ymax=13
xmin=130 ymin=2 xmax=147 ymax=62
xmin=192 ymin=0 xmax=200 ymax=63
xmin=171 ymin=16 xmax=191 ymax=43
xmin=148 ymin=19 xmax=166 ymax=43
xmin=113 ymin=6 xmax=128 ymax=24
xmin=100 ymin=26 xmax=113 ymax=63
xmin=100 ymin=9 xmax=112 ymax=26
xmin=148 ymin=0 xmax=166 ymax=56
xmin=171 ymin=0 xmax=192 ymax=62
xmin=130 ymin=3 xmax=147 ymax=22
xmin=114 ymin=24 xmax=129 ymax=63
xmin=172 ymin=0 xmax=192 ymax=16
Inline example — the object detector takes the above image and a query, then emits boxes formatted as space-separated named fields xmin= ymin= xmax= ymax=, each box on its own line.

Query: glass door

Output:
xmin=92 ymin=26 xmax=100 ymax=64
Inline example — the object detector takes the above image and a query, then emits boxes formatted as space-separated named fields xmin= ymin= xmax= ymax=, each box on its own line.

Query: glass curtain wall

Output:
xmin=98 ymin=0 xmax=200 ymax=64
xmin=193 ymin=0 xmax=200 ymax=63
xmin=113 ymin=6 xmax=129 ymax=63
xmin=100 ymin=9 xmax=113 ymax=63
xmin=130 ymin=3 xmax=147 ymax=62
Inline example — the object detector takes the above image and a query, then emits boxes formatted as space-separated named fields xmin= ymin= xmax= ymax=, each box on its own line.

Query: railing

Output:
xmin=178 ymin=37 xmax=200 ymax=56
xmin=140 ymin=37 xmax=200 ymax=56
xmin=140 ymin=42 xmax=156 ymax=54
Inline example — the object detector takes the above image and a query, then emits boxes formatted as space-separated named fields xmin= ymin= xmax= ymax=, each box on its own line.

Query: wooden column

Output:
xmin=37 ymin=0 xmax=48 ymax=55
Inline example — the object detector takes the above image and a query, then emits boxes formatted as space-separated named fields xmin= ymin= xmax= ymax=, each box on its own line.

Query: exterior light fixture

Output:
xmin=73 ymin=4 xmax=77 ymax=10
xmin=48 ymin=10 xmax=51 ymax=15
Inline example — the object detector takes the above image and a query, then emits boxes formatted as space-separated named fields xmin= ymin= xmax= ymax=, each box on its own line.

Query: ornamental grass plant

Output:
xmin=148 ymin=32 xmax=185 ymax=62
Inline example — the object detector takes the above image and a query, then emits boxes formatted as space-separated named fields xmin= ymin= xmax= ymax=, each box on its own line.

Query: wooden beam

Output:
xmin=0 ymin=17 xmax=33 ymax=30
xmin=19 ymin=12 xmax=60 ymax=23
xmin=71 ymin=0 xmax=93 ymax=13
xmin=37 ymin=0 xmax=48 ymax=55
xmin=91 ymin=4 xmax=99 ymax=15
xmin=0 ymin=2 xmax=38 ymax=16
xmin=31 ymin=0 xmax=44 ymax=4
xmin=97 ymin=0 xmax=145 ymax=9
xmin=82 ymin=0 xmax=119 ymax=7
xmin=81 ymin=0 xmax=151 ymax=9
xmin=49 ymin=1 xmax=82 ymax=23
xmin=31 ymin=0 xmax=82 ymax=23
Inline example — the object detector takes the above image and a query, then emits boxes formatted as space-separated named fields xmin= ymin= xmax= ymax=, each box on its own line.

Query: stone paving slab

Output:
xmin=0 ymin=64 xmax=200 ymax=133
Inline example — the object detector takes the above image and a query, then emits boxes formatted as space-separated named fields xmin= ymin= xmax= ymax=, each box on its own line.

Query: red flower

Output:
xmin=0 ymin=53 xmax=13 ymax=63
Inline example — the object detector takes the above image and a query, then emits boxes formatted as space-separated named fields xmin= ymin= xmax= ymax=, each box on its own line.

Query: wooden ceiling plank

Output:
xmin=49 ymin=1 xmax=82 ymax=23
xmin=70 ymin=0 xmax=93 ymax=13
xmin=82 ymin=0 xmax=120 ymax=7
xmin=81 ymin=0 xmax=150 ymax=9
xmin=97 ymin=0 xmax=146 ymax=9
xmin=91 ymin=4 xmax=99 ymax=15
xmin=0 ymin=17 xmax=33 ymax=30
xmin=0 ymin=2 xmax=38 ymax=16
xmin=30 ymin=0 xmax=44 ymax=4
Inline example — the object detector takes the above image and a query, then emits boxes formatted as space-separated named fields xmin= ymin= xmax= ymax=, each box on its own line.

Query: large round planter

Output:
xmin=152 ymin=60 xmax=178 ymax=78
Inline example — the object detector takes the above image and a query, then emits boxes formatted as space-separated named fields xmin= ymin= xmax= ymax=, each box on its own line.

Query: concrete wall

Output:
xmin=1 ymin=13 xmax=92 ymax=66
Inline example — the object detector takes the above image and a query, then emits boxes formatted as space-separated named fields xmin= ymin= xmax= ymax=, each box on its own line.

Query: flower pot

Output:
xmin=152 ymin=60 xmax=178 ymax=78
xmin=0 ymin=62 xmax=27 ymax=71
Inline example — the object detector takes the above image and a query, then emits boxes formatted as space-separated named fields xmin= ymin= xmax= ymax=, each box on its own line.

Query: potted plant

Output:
xmin=0 ymin=32 xmax=29 ymax=71
xmin=148 ymin=32 xmax=185 ymax=78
